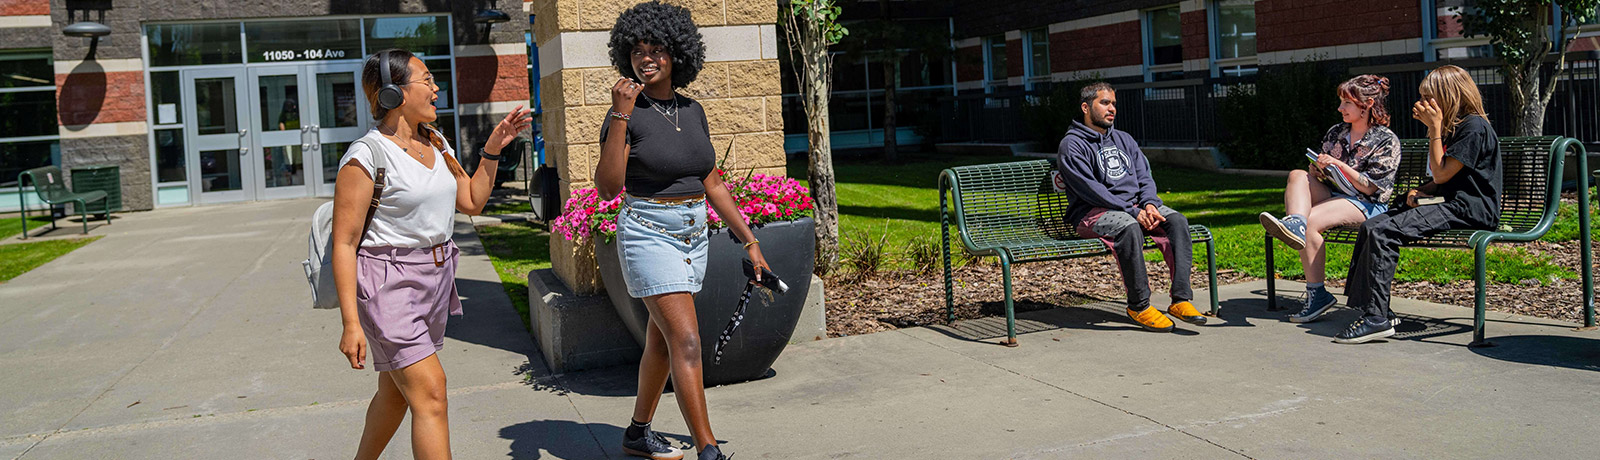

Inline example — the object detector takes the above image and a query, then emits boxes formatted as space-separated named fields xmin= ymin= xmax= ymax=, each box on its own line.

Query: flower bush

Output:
xmin=552 ymin=170 xmax=814 ymax=243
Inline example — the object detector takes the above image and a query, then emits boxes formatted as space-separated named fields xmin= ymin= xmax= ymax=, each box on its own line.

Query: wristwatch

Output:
xmin=480 ymin=149 xmax=504 ymax=161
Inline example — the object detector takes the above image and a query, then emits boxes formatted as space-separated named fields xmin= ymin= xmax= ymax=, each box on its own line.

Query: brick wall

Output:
xmin=1052 ymin=21 xmax=1142 ymax=72
xmin=537 ymin=0 xmax=785 ymax=293
xmin=456 ymin=54 xmax=532 ymax=105
xmin=1257 ymin=0 xmax=1421 ymax=52
xmin=0 ymin=0 xmax=48 ymax=16
xmin=55 ymin=71 xmax=145 ymax=126
xmin=1182 ymin=9 xmax=1208 ymax=60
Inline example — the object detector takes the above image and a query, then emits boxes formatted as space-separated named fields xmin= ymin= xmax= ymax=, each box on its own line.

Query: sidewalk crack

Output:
xmin=897 ymin=330 xmax=1255 ymax=459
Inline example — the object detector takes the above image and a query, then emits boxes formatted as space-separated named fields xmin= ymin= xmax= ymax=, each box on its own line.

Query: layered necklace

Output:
xmin=645 ymin=94 xmax=681 ymax=132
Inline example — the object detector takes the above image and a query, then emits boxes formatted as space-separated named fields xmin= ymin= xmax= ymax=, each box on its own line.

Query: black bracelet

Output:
xmin=480 ymin=149 xmax=503 ymax=161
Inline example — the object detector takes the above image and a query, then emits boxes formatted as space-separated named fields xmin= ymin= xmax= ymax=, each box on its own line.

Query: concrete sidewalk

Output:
xmin=4 ymin=199 xmax=1600 ymax=459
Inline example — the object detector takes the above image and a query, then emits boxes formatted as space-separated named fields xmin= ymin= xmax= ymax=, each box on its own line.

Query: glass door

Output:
xmin=182 ymin=68 xmax=253 ymax=204
xmin=304 ymin=63 xmax=370 ymax=196
xmin=248 ymin=66 xmax=313 ymax=200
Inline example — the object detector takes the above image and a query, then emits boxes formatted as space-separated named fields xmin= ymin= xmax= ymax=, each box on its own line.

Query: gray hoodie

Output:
xmin=1056 ymin=120 xmax=1163 ymax=225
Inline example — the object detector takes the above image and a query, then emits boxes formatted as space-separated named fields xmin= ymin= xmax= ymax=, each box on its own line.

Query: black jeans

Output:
xmin=1345 ymin=204 xmax=1483 ymax=321
xmin=1079 ymin=207 xmax=1194 ymax=309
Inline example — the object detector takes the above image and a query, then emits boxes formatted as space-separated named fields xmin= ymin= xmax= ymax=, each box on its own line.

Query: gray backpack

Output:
xmin=302 ymin=136 xmax=388 ymax=309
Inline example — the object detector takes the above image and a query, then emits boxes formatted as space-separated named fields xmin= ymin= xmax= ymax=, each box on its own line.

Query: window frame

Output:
xmin=1142 ymin=5 xmax=1184 ymax=82
xmin=1022 ymin=27 xmax=1051 ymax=88
xmin=0 ymin=50 xmax=60 ymax=189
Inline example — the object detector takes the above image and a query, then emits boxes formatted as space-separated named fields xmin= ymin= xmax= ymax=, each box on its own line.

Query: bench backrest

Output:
xmin=940 ymin=160 xmax=1078 ymax=251
xmin=1390 ymin=136 xmax=1569 ymax=235
xmin=18 ymin=166 xmax=74 ymax=203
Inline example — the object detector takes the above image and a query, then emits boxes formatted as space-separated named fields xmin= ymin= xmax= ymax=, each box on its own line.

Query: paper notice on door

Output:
xmin=158 ymin=104 xmax=178 ymax=124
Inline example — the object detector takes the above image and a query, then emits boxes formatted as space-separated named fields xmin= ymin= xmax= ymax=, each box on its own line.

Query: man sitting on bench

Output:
xmin=1056 ymin=82 xmax=1205 ymax=332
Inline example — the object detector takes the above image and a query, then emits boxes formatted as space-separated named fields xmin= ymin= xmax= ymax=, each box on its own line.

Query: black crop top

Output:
xmin=599 ymin=94 xmax=716 ymax=197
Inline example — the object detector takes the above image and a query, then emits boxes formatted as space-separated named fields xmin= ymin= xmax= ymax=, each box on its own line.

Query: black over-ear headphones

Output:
xmin=377 ymin=51 xmax=404 ymax=111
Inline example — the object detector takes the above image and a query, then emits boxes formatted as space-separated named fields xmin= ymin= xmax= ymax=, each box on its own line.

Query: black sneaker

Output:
xmin=1288 ymin=287 xmax=1337 ymax=323
xmin=622 ymin=427 xmax=683 ymax=460
xmin=698 ymin=444 xmax=729 ymax=460
xmin=1334 ymin=316 xmax=1395 ymax=344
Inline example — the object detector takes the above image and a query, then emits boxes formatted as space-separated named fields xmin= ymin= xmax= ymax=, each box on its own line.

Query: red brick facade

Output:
xmin=1182 ymin=10 xmax=1208 ymax=61
xmin=0 ymin=0 xmax=48 ymax=16
xmin=956 ymin=45 xmax=984 ymax=81
xmin=1051 ymin=21 xmax=1142 ymax=72
xmin=55 ymin=71 xmax=146 ymax=126
xmin=454 ymin=54 xmax=531 ymax=104
xmin=1257 ymin=0 xmax=1421 ymax=52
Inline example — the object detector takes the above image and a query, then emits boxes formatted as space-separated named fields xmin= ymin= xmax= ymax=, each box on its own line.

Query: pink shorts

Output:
xmin=356 ymin=241 xmax=463 ymax=372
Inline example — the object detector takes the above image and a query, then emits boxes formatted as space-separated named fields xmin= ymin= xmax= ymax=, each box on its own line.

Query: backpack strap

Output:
xmin=353 ymin=136 xmax=388 ymax=240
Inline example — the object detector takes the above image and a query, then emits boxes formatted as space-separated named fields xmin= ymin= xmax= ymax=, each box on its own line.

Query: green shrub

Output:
xmin=1022 ymin=76 xmax=1102 ymax=150
xmin=1218 ymin=60 xmax=1342 ymax=170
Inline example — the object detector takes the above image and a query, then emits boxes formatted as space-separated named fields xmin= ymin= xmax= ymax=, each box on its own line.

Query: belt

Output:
xmin=358 ymin=241 xmax=453 ymax=267
xmin=625 ymin=192 xmax=706 ymax=205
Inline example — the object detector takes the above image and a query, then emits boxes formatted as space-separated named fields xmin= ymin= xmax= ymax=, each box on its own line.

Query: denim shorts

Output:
xmin=615 ymin=194 xmax=709 ymax=298
xmin=1333 ymin=191 xmax=1389 ymax=219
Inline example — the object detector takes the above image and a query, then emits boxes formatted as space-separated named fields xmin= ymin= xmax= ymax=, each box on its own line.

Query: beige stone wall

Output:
xmin=532 ymin=0 xmax=786 ymax=294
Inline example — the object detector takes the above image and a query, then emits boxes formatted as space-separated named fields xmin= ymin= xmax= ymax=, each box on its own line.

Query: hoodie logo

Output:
xmin=1099 ymin=146 xmax=1130 ymax=180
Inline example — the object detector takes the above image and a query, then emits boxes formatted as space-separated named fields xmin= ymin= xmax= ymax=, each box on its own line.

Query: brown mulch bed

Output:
xmin=825 ymin=257 xmax=1256 ymax=337
xmin=824 ymin=197 xmax=1599 ymax=337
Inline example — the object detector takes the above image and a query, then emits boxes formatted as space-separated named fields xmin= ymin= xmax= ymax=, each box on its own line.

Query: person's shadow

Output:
xmin=500 ymin=419 xmax=715 ymax=459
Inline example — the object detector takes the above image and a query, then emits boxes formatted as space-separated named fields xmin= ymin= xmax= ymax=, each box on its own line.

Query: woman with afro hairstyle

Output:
xmin=1259 ymin=75 xmax=1402 ymax=325
xmin=595 ymin=2 xmax=768 ymax=460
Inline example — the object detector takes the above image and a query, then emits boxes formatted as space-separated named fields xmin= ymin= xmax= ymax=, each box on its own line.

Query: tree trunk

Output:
xmin=881 ymin=58 xmax=898 ymax=161
xmin=791 ymin=6 xmax=840 ymax=276
xmin=1510 ymin=63 xmax=1546 ymax=137
xmin=877 ymin=0 xmax=897 ymax=161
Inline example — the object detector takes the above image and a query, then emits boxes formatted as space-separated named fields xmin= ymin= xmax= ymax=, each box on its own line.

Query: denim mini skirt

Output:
xmin=616 ymin=194 xmax=709 ymax=298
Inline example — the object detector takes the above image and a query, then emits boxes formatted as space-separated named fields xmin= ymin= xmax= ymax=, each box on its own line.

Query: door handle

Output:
xmin=239 ymin=129 xmax=249 ymax=155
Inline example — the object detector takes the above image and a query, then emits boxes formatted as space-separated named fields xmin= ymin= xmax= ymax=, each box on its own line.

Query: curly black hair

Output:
xmin=608 ymin=1 xmax=704 ymax=89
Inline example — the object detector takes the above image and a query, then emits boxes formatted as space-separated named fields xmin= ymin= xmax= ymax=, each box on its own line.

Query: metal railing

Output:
xmin=936 ymin=54 xmax=1600 ymax=148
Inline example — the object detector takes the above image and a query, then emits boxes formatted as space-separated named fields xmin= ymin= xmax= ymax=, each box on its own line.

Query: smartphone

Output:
xmin=742 ymin=259 xmax=788 ymax=294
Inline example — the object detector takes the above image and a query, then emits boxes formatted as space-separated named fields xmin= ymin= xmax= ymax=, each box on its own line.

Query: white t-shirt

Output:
xmin=339 ymin=129 xmax=460 ymax=248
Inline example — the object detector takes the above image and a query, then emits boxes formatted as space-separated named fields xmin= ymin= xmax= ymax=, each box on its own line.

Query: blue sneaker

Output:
xmin=1288 ymin=286 xmax=1337 ymax=323
xmin=1260 ymin=212 xmax=1307 ymax=250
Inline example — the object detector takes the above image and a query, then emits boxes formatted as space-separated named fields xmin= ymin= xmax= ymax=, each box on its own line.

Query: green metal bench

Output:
xmin=940 ymin=159 xmax=1219 ymax=346
xmin=16 ymin=166 xmax=108 ymax=238
xmin=1265 ymin=136 xmax=1595 ymax=346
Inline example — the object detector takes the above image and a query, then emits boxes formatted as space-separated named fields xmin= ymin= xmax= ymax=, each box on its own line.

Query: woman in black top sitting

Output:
xmin=1338 ymin=64 xmax=1501 ymax=344
xmin=595 ymin=3 xmax=769 ymax=460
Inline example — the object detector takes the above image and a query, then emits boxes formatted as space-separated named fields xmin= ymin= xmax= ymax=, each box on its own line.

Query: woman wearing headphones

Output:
xmin=331 ymin=48 xmax=532 ymax=459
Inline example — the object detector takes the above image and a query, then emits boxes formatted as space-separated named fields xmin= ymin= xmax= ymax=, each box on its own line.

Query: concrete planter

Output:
xmin=594 ymin=217 xmax=816 ymax=386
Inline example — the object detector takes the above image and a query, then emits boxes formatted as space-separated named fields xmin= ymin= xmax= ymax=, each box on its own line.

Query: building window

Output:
xmin=1215 ymin=0 xmax=1256 ymax=59
xmin=984 ymin=35 xmax=1007 ymax=82
xmin=1024 ymin=28 xmax=1050 ymax=79
xmin=1147 ymin=6 xmax=1182 ymax=66
xmin=1145 ymin=6 xmax=1183 ymax=81
xmin=0 ymin=51 xmax=58 ymax=188
xmin=1431 ymin=0 xmax=1493 ymax=60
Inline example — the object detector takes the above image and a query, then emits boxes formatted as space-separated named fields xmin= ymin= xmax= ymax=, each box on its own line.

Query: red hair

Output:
xmin=1338 ymin=74 xmax=1391 ymax=127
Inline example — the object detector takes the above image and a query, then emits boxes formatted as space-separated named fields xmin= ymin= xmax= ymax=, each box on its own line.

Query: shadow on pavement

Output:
xmin=1469 ymin=334 xmax=1600 ymax=372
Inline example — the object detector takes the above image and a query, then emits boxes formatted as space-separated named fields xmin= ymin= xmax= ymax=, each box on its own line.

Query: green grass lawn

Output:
xmin=477 ymin=221 xmax=552 ymax=328
xmin=0 ymin=237 xmax=100 ymax=282
xmin=0 ymin=214 xmax=58 ymax=240
xmin=791 ymin=153 xmax=1597 ymax=284
xmin=482 ymin=200 xmax=532 ymax=216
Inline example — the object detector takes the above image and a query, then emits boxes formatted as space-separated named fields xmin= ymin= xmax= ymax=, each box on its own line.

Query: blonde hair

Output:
xmin=1418 ymin=65 xmax=1489 ymax=137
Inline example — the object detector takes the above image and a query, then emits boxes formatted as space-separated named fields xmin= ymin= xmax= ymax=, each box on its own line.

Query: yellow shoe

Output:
xmin=1167 ymin=301 xmax=1208 ymax=325
xmin=1126 ymin=306 xmax=1175 ymax=332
